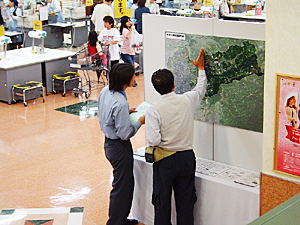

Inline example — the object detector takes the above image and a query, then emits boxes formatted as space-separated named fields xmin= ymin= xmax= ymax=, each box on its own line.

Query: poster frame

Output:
xmin=274 ymin=73 xmax=300 ymax=178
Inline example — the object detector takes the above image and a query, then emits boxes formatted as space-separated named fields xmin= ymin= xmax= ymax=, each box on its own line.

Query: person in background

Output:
xmin=148 ymin=0 xmax=159 ymax=14
xmin=130 ymin=0 xmax=138 ymax=18
xmin=98 ymin=16 xmax=120 ymax=68
xmin=134 ymin=0 xmax=150 ymax=34
xmin=163 ymin=0 xmax=173 ymax=8
xmin=47 ymin=0 xmax=63 ymax=22
xmin=127 ymin=0 xmax=133 ymax=8
xmin=91 ymin=0 xmax=113 ymax=33
xmin=120 ymin=16 xmax=136 ymax=65
xmin=98 ymin=63 xmax=145 ymax=225
xmin=3 ymin=0 xmax=22 ymax=48
xmin=88 ymin=31 xmax=102 ymax=60
xmin=5 ymin=0 xmax=21 ymax=31
xmin=120 ymin=16 xmax=140 ymax=87
xmin=145 ymin=49 xmax=207 ymax=225
xmin=220 ymin=0 xmax=230 ymax=16
xmin=87 ymin=30 xmax=105 ymax=83
xmin=0 ymin=3 xmax=4 ymax=26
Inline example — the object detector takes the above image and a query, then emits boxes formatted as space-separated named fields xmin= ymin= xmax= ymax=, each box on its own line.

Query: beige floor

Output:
xmin=0 ymin=72 xmax=146 ymax=225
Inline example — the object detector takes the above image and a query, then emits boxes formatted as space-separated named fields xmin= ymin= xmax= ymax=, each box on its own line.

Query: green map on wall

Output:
xmin=165 ymin=33 xmax=265 ymax=132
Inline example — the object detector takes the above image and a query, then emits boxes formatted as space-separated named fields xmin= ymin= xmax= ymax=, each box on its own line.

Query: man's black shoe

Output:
xmin=125 ymin=219 xmax=139 ymax=225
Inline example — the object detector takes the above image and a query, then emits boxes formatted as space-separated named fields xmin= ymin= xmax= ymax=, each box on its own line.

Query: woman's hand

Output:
xmin=129 ymin=108 xmax=137 ymax=114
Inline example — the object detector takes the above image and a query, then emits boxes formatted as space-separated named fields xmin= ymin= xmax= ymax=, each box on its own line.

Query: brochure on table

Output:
xmin=130 ymin=101 xmax=151 ymax=124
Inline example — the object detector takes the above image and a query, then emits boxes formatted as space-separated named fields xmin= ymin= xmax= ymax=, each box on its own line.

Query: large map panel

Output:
xmin=165 ymin=32 xmax=265 ymax=132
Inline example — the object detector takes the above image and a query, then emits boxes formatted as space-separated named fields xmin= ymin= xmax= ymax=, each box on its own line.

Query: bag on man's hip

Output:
xmin=145 ymin=146 xmax=175 ymax=163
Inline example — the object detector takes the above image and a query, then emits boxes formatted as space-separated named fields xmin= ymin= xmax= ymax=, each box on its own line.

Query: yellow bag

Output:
xmin=145 ymin=146 xmax=176 ymax=163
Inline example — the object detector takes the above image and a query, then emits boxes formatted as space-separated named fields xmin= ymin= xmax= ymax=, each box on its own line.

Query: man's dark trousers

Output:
xmin=104 ymin=137 xmax=135 ymax=225
xmin=152 ymin=150 xmax=197 ymax=225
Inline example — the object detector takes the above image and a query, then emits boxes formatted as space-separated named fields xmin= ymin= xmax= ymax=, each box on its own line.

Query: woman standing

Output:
xmin=5 ymin=0 xmax=21 ymax=31
xmin=120 ymin=16 xmax=136 ymax=65
xmin=98 ymin=63 xmax=145 ymax=225
xmin=87 ymin=30 xmax=104 ymax=83
xmin=134 ymin=0 xmax=150 ymax=34
xmin=148 ymin=0 xmax=160 ymax=14
xmin=47 ymin=0 xmax=63 ymax=22
xmin=286 ymin=96 xmax=298 ymax=128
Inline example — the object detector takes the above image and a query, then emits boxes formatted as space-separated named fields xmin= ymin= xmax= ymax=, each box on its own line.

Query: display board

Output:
xmin=275 ymin=74 xmax=300 ymax=177
xmin=165 ymin=33 xmax=265 ymax=132
xmin=143 ymin=15 xmax=265 ymax=171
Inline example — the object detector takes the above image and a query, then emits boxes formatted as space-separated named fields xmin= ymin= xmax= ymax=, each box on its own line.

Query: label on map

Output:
xmin=165 ymin=32 xmax=186 ymax=40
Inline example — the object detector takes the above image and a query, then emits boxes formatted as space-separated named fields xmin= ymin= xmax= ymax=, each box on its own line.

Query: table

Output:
xmin=47 ymin=22 xmax=88 ymax=48
xmin=4 ymin=31 xmax=24 ymax=50
xmin=45 ymin=23 xmax=75 ymax=48
xmin=223 ymin=11 xmax=266 ymax=22
xmin=0 ymin=48 xmax=75 ymax=104
xmin=4 ymin=31 xmax=23 ymax=37
xmin=23 ymin=24 xmax=74 ymax=49
xmin=131 ymin=149 xmax=260 ymax=225
xmin=66 ymin=16 xmax=91 ymax=23
xmin=48 ymin=22 xmax=75 ymax=28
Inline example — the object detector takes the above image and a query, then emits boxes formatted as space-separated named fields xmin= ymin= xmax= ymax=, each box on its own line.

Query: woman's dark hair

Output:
xmin=286 ymin=96 xmax=296 ymax=108
xmin=88 ymin=31 xmax=98 ymax=46
xmin=0 ymin=11 xmax=4 ymax=25
xmin=138 ymin=0 xmax=146 ymax=7
xmin=9 ymin=0 xmax=18 ymax=16
xmin=151 ymin=69 xmax=174 ymax=95
xmin=9 ymin=0 xmax=18 ymax=7
xmin=103 ymin=16 xmax=114 ymax=27
xmin=120 ymin=16 xmax=130 ymax=35
xmin=133 ymin=0 xmax=138 ymax=4
xmin=109 ymin=63 xmax=135 ymax=91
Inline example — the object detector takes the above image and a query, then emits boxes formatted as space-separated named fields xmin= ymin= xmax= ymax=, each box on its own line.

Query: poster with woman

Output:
xmin=275 ymin=74 xmax=300 ymax=177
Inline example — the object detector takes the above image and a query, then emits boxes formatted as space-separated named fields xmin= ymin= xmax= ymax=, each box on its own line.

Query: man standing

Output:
xmin=130 ymin=0 xmax=138 ymax=18
xmin=91 ymin=0 xmax=114 ymax=33
xmin=134 ymin=0 xmax=150 ymax=34
xmin=145 ymin=49 xmax=207 ymax=225
xmin=148 ymin=0 xmax=160 ymax=14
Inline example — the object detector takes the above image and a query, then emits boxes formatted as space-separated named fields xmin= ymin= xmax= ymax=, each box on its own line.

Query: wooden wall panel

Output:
xmin=260 ymin=173 xmax=300 ymax=215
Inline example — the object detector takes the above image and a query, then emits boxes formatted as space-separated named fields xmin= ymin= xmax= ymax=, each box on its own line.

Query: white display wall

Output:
xmin=143 ymin=15 xmax=265 ymax=171
xmin=263 ymin=0 xmax=300 ymax=182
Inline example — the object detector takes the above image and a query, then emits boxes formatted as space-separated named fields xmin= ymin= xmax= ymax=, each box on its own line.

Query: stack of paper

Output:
xmin=129 ymin=101 xmax=151 ymax=124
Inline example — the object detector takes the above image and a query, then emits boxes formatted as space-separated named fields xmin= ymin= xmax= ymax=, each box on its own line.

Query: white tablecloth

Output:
xmin=131 ymin=155 xmax=260 ymax=225
xmin=0 ymin=48 xmax=74 ymax=70
xmin=224 ymin=10 xmax=266 ymax=21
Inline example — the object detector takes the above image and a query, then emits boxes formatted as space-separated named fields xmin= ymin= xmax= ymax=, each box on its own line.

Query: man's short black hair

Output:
xmin=103 ymin=16 xmax=114 ymax=27
xmin=109 ymin=63 xmax=135 ymax=91
xmin=104 ymin=0 xmax=113 ymax=2
xmin=151 ymin=69 xmax=174 ymax=95
xmin=133 ymin=0 xmax=138 ymax=4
